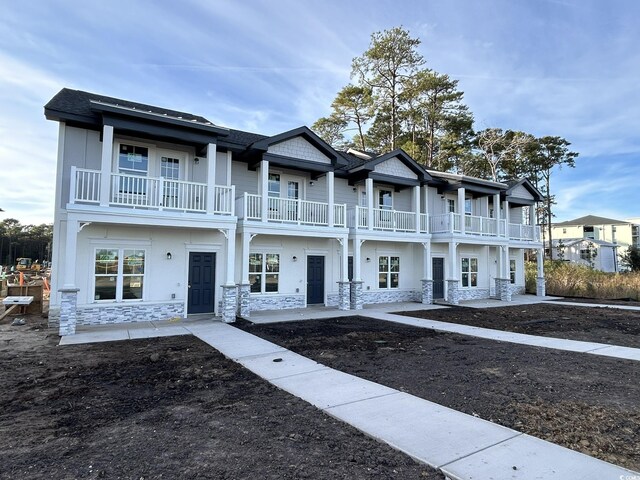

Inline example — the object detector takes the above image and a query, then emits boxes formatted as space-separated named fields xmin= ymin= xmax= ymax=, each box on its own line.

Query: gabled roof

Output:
xmin=251 ymin=126 xmax=345 ymax=165
xmin=504 ymin=178 xmax=544 ymax=204
xmin=348 ymin=149 xmax=431 ymax=182
xmin=554 ymin=215 xmax=630 ymax=226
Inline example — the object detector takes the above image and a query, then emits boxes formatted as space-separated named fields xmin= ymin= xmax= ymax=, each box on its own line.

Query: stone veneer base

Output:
xmin=76 ymin=301 xmax=185 ymax=326
xmin=361 ymin=289 xmax=421 ymax=304
xmin=457 ymin=288 xmax=491 ymax=301
xmin=249 ymin=294 xmax=306 ymax=311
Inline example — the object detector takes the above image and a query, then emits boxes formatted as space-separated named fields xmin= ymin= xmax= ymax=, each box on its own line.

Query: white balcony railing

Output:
xmin=70 ymin=167 xmax=234 ymax=215
xmin=241 ymin=193 xmax=346 ymax=227
xmin=509 ymin=223 xmax=540 ymax=241
xmin=430 ymin=213 xmax=461 ymax=234
xmin=347 ymin=206 xmax=428 ymax=233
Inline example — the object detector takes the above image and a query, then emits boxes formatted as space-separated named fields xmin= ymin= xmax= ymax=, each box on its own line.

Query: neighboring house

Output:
xmin=549 ymin=238 xmax=618 ymax=272
xmin=44 ymin=88 xmax=546 ymax=336
xmin=551 ymin=215 xmax=640 ymax=269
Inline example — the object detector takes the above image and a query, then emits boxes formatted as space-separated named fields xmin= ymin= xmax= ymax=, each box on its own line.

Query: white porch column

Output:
xmin=413 ymin=185 xmax=421 ymax=232
xmin=423 ymin=242 xmax=432 ymax=280
xmin=449 ymin=241 xmax=458 ymax=280
xmin=353 ymin=237 xmax=362 ymax=281
xmin=63 ymin=218 xmax=79 ymax=288
xmin=340 ymin=235 xmax=349 ymax=282
xmin=260 ymin=159 xmax=269 ymax=222
xmin=502 ymin=246 xmax=510 ymax=278
xmin=529 ymin=205 xmax=536 ymax=226
xmin=537 ymin=248 xmax=544 ymax=277
xmin=99 ymin=125 xmax=114 ymax=207
xmin=327 ymin=171 xmax=335 ymax=228
xmin=205 ymin=143 xmax=217 ymax=214
xmin=503 ymin=199 xmax=510 ymax=222
xmin=225 ymin=228 xmax=236 ymax=286
xmin=457 ymin=187 xmax=466 ymax=234
xmin=366 ymin=178 xmax=374 ymax=230
xmin=493 ymin=193 xmax=501 ymax=218
xmin=241 ymin=231 xmax=251 ymax=284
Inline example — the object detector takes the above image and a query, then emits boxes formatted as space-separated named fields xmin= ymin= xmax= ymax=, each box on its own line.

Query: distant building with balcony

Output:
xmin=551 ymin=215 xmax=640 ymax=270
xmin=45 ymin=88 xmax=546 ymax=335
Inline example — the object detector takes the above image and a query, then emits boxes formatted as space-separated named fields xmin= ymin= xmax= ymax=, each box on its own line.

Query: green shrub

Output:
xmin=525 ymin=260 xmax=640 ymax=300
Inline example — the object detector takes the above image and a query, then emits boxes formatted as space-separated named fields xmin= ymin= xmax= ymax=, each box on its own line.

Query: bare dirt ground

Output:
xmin=398 ymin=303 xmax=640 ymax=348
xmin=237 ymin=316 xmax=640 ymax=471
xmin=0 ymin=315 xmax=441 ymax=480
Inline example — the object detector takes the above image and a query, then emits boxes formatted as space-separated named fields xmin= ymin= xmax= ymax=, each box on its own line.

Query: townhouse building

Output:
xmin=552 ymin=215 xmax=640 ymax=270
xmin=45 ymin=89 xmax=545 ymax=336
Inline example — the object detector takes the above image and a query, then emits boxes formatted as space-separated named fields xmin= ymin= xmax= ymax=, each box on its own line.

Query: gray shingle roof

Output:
xmin=45 ymin=88 xmax=211 ymax=124
xmin=554 ymin=215 xmax=629 ymax=226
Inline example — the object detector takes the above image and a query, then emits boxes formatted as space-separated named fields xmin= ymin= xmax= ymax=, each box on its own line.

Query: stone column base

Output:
xmin=237 ymin=283 xmax=251 ymax=317
xmin=350 ymin=281 xmax=363 ymax=310
xmin=59 ymin=288 xmax=80 ymax=336
xmin=536 ymin=277 xmax=546 ymax=297
xmin=421 ymin=279 xmax=433 ymax=305
xmin=495 ymin=278 xmax=512 ymax=302
xmin=446 ymin=280 xmax=460 ymax=305
xmin=337 ymin=281 xmax=350 ymax=311
xmin=221 ymin=285 xmax=238 ymax=323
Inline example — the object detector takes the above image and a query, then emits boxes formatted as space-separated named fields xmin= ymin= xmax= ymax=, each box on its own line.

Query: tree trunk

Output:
xmin=545 ymin=172 xmax=553 ymax=259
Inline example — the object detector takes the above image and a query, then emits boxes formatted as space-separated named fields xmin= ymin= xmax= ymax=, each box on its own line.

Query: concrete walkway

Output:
xmin=365 ymin=311 xmax=640 ymax=362
xmin=183 ymin=322 xmax=638 ymax=479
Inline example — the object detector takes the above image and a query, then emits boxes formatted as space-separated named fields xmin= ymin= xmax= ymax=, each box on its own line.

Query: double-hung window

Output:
xmin=94 ymin=248 xmax=145 ymax=301
xmin=249 ymin=253 xmax=280 ymax=293
xmin=461 ymin=257 xmax=478 ymax=287
xmin=378 ymin=256 xmax=399 ymax=289
xmin=118 ymin=144 xmax=149 ymax=195
xmin=447 ymin=199 xmax=455 ymax=214
xmin=510 ymin=259 xmax=516 ymax=284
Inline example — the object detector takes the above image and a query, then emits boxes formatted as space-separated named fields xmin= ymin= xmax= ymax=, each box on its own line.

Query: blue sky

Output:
xmin=1 ymin=0 xmax=639 ymax=224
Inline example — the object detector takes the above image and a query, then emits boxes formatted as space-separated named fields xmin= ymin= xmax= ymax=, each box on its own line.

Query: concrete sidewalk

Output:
xmin=185 ymin=322 xmax=638 ymax=480
xmin=365 ymin=311 xmax=640 ymax=362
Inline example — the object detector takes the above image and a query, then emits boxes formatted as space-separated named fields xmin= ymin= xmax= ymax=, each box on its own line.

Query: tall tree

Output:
xmin=351 ymin=27 xmax=424 ymax=150
xmin=530 ymin=136 xmax=578 ymax=257
xmin=471 ymin=128 xmax=533 ymax=181
xmin=311 ymin=114 xmax=348 ymax=150
xmin=400 ymin=70 xmax=473 ymax=169
xmin=331 ymin=85 xmax=374 ymax=151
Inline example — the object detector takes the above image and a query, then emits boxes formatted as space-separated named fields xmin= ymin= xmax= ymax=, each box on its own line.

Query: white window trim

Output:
xmin=460 ymin=256 xmax=478 ymax=288
xmin=93 ymin=247 xmax=146 ymax=303
xmin=509 ymin=258 xmax=517 ymax=284
xmin=378 ymin=255 xmax=400 ymax=289
xmin=248 ymin=252 xmax=281 ymax=294
xmin=376 ymin=188 xmax=394 ymax=210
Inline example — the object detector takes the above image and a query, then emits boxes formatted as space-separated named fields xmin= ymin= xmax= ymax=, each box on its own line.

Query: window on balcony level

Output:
xmin=118 ymin=144 xmax=148 ymax=194
xmin=378 ymin=189 xmax=393 ymax=210
xmin=447 ymin=199 xmax=455 ymax=213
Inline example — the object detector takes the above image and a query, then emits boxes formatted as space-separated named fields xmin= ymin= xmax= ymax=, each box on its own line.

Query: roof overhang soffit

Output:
xmin=436 ymin=181 xmax=504 ymax=198
xmin=101 ymin=114 xmax=222 ymax=150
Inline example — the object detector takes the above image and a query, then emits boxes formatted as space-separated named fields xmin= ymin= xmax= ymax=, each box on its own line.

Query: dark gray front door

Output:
xmin=432 ymin=257 xmax=444 ymax=299
xmin=188 ymin=252 xmax=215 ymax=314
xmin=307 ymin=255 xmax=325 ymax=304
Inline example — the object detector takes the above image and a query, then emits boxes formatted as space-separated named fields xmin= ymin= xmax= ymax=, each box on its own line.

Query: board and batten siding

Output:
xmin=62 ymin=125 xmax=102 ymax=206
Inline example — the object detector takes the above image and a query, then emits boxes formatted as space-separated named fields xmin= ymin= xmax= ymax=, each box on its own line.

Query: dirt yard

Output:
xmin=0 ymin=316 xmax=441 ymax=480
xmin=238 ymin=316 xmax=640 ymax=471
xmin=398 ymin=303 xmax=640 ymax=348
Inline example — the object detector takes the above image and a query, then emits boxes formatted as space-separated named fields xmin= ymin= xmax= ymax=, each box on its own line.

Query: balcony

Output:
xmin=237 ymin=193 xmax=346 ymax=228
xmin=70 ymin=167 xmax=235 ymax=215
xmin=508 ymin=223 xmax=541 ymax=242
xmin=430 ymin=213 xmax=506 ymax=237
xmin=347 ymin=206 xmax=428 ymax=233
